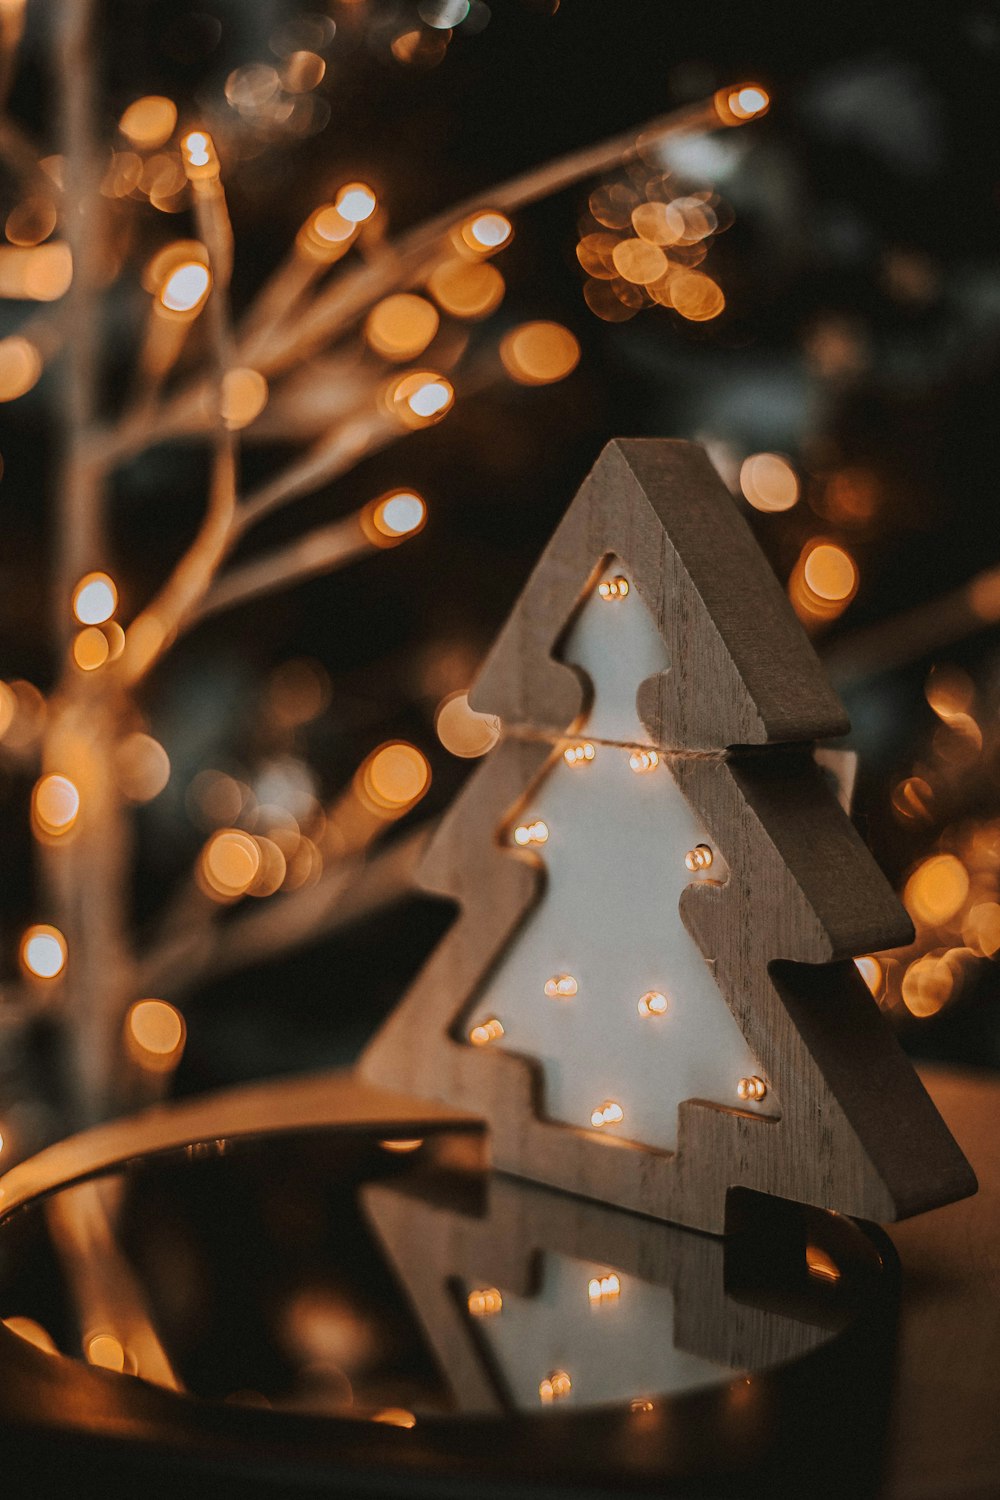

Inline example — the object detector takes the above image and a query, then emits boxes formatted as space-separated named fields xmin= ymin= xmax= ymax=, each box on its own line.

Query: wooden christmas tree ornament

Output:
xmin=361 ymin=439 xmax=976 ymax=1234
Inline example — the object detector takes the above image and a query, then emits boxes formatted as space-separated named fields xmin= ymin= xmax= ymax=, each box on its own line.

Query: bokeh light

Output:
xmin=365 ymin=294 xmax=440 ymax=361
xmin=388 ymin=371 xmax=454 ymax=426
xmin=335 ymin=182 xmax=377 ymax=223
xmin=459 ymin=211 xmax=512 ymax=254
xmin=20 ymin=925 xmax=67 ymax=980
xmin=904 ymin=854 xmax=970 ymax=927
xmin=0 ymin=336 xmax=42 ymax=400
xmin=670 ymin=270 xmax=725 ymax=321
xmin=118 ymin=95 xmax=177 ymax=150
xmin=114 ymin=733 xmax=171 ymax=803
xmin=426 ymin=258 xmax=504 ymax=319
xmin=72 ymin=626 xmax=110 ymax=671
xmin=500 ymin=321 xmax=580 ymax=385
xmin=32 ymin=773 xmax=80 ymax=837
xmin=435 ymin=691 xmax=500 ymax=757
xmin=159 ymin=260 xmax=211 ymax=314
xmin=358 ymin=742 xmax=430 ymax=815
xmin=199 ymin=829 xmax=262 ymax=901
xmin=126 ymin=999 xmax=186 ymax=1071
xmin=739 ymin=453 xmax=799 ymax=513
xmin=220 ymin=368 xmax=269 ymax=429
xmin=72 ymin=571 xmax=117 ymax=625
xmin=365 ymin=489 xmax=427 ymax=546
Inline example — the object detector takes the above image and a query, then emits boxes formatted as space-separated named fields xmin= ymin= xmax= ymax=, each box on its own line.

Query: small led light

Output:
xmin=637 ymin=990 xmax=668 ymax=1017
xmin=72 ymin=571 xmax=118 ymax=625
xmin=630 ymin=1398 xmax=655 ymax=1414
xmin=513 ymin=819 xmax=548 ymax=847
xmin=538 ymin=1369 xmax=572 ymax=1403
xmin=628 ymin=749 xmax=659 ymax=774
xmin=460 ymin=211 xmax=513 ymax=254
xmin=587 ymin=1273 xmax=621 ymax=1303
xmin=737 ymin=1076 xmax=767 ymax=1103
xmin=597 ymin=575 xmax=629 ymax=601
xmin=805 ymin=1245 xmax=841 ymax=1283
xmin=468 ymin=1287 xmax=503 ymax=1317
xmin=180 ymin=129 xmax=219 ymax=181
xmin=563 ymin=742 xmax=595 ymax=767
xmin=544 ymin=974 xmax=578 ymax=999
xmin=372 ymin=1408 xmax=416 ymax=1428
xmin=20 ymin=925 xmax=67 ymax=979
xmin=469 ymin=1016 xmax=504 ymax=1046
xmin=336 ymin=182 xmax=377 ymax=223
xmin=685 ymin=843 xmax=714 ymax=872
xmin=590 ymin=1100 xmax=624 ymax=1129
xmin=379 ymin=1138 xmax=424 ymax=1153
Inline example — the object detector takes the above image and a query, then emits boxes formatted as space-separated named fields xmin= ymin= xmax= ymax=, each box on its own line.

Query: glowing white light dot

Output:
xmin=73 ymin=572 xmax=117 ymax=625
xmin=637 ymin=991 xmax=668 ymax=1017
xmin=513 ymin=819 xmax=548 ymax=847
xmin=336 ymin=182 xmax=377 ymax=223
xmin=737 ymin=1076 xmax=767 ymax=1103
xmin=590 ymin=1100 xmax=624 ymax=1129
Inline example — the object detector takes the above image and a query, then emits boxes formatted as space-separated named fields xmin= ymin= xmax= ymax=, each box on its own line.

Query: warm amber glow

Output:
xmin=360 ymin=741 xmax=431 ymax=813
xmin=671 ymin=270 xmax=725 ymax=321
xmin=365 ymin=489 xmax=427 ymax=545
xmin=298 ymin=204 xmax=357 ymax=261
xmin=544 ymin=974 xmax=578 ymax=999
xmin=0 ymin=681 xmax=16 ymax=740
xmin=563 ymin=742 xmax=595 ymax=767
xmin=200 ymin=829 xmax=261 ymax=900
xmin=500 ymin=321 xmax=580 ymax=386
xmin=684 ymin=844 xmax=714 ymax=872
xmin=388 ymin=371 xmax=454 ymax=427
xmin=282 ymin=50 xmax=326 ymax=92
xmin=6 ymin=197 xmax=57 ymax=247
xmin=336 ymin=182 xmax=377 ymax=223
xmin=0 ymin=243 xmax=73 ymax=301
xmin=220 ymin=367 xmax=269 ymax=429
xmin=460 ymin=211 xmax=513 ymax=255
xmin=366 ymin=294 xmax=439 ymax=361
xmin=630 ymin=1399 xmax=655 ymax=1414
xmin=72 ymin=626 xmax=110 ymax=672
xmin=181 ymin=129 xmax=219 ymax=180
xmin=372 ymin=1408 xmax=416 ymax=1428
xmin=115 ymin=733 xmax=171 ymax=803
xmin=739 ymin=453 xmax=800 ymax=513
xmin=637 ymin=990 xmax=668 ymax=1017
xmin=469 ymin=1016 xmax=504 ymax=1046
xmin=904 ymin=853 xmax=969 ymax=927
xmin=3 ymin=1317 xmax=57 ymax=1354
xmin=901 ymin=955 xmax=953 ymax=1018
xmin=891 ymin=775 xmax=934 ymax=823
xmin=435 ymin=691 xmax=500 ymax=758
xmin=33 ymin=773 xmax=80 ymax=836
xmin=118 ymin=95 xmax=177 ymax=149
xmin=20 ymin=925 xmax=67 ymax=979
xmin=737 ymin=1076 xmax=767 ymax=1102
xmin=426 ymin=258 xmax=504 ymax=319
xmin=803 ymin=543 xmax=857 ymax=602
xmin=467 ymin=1287 xmax=503 ymax=1317
xmin=379 ymin=1137 xmax=424 ymax=1153
xmin=513 ymin=819 xmax=548 ymax=847
xmin=126 ymin=999 xmax=186 ymax=1071
xmin=0 ymin=336 xmax=42 ymax=400
xmin=590 ymin=1100 xmax=624 ymax=1128
xmin=805 ymin=1245 xmax=841 ymax=1282
xmin=628 ymin=749 xmax=659 ymax=774
xmin=86 ymin=1333 xmax=127 ymax=1372
xmin=597 ymin=576 xmax=629 ymax=600
xmin=716 ymin=83 xmax=771 ymax=124
xmin=612 ymin=237 xmax=668 ymax=286
xmin=159 ymin=260 xmax=211 ymax=314
xmin=73 ymin=570 xmax=117 ymax=624
xmin=854 ymin=956 xmax=884 ymax=997
xmin=587 ymin=1273 xmax=621 ymax=1302
xmin=966 ymin=902 xmax=1000 ymax=958
xmin=539 ymin=1370 xmax=572 ymax=1403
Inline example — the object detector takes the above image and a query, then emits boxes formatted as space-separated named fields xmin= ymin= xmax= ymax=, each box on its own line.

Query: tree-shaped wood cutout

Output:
xmin=362 ymin=440 xmax=976 ymax=1233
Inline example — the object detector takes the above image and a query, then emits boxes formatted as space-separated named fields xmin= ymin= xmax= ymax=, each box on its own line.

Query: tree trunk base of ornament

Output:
xmin=0 ymin=1064 xmax=992 ymax=1499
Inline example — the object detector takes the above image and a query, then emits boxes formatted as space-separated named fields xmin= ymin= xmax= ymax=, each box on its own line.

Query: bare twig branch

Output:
xmin=194 ymin=514 xmax=373 ymax=625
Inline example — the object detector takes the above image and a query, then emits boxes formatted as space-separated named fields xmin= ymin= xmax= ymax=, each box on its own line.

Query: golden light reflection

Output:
xmin=590 ymin=1100 xmax=624 ymax=1128
xmin=379 ymin=1138 xmax=424 ymax=1153
xmin=500 ymin=321 xmax=580 ymax=385
xmin=901 ymin=954 xmax=954 ymax=1018
xmin=220 ymin=367 xmax=269 ymax=429
xmin=118 ymin=95 xmax=177 ymax=150
xmin=637 ymin=990 xmax=668 ymax=1017
xmin=199 ymin=829 xmax=262 ymax=900
xmin=468 ymin=1287 xmax=503 ymax=1317
xmin=20 ymin=924 xmax=67 ymax=979
xmin=544 ymin=974 xmax=578 ymax=998
xmin=426 ymin=258 xmax=504 ymax=319
xmin=539 ymin=1370 xmax=572 ymax=1403
xmin=72 ymin=570 xmax=117 ymax=624
xmin=3 ymin=1317 xmax=57 ymax=1354
xmin=891 ymin=775 xmax=934 ymax=823
xmin=806 ymin=1245 xmax=841 ymax=1282
xmin=32 ymin=773 xmax=80 ymax=837
xmin=115 ymin=732 xmax=170 ymax=803
xmin=86 ymin=1333 xmax=128 ymax=1372
xmin=739 ymin=452 xmax=799 ymax=513
xmin=790 ymin=540 xmax=859 ymax=626
xmin=387 ymin=371 xmax=454 ymax=427
xmin=372 ymin=1408 xmax=416 ymax=1428
xmin=459 ymin=211 xmax=512 ymax=255
xmin=435 ymin=691 xmax=500 ymax=758
xmin=904 ymin=853 xmax=969 ymax=927
xmin=358 ymin=742 xmax=431 ymax=816
xmin=671 ymin=269 xmax=725 ymax=321
xmin=73 ymin=627 xmax=110 ymax=671
xmin=469 ymin=1016 xmax=504 ymax=1045
xmin=159 ymin=260 xmax=211 ymax=315
xmin=0 ymin=336 xmax=42 ymax=400
xmin=587 ymin=1273 xmax=621 ymax=1302
xmin=126 ymin=998 xmax=186 ymax=1071
xmin=336 ymin=182 xmax=377 ymax=223
xmin=366 ymin=294 xmax=439 ymax=361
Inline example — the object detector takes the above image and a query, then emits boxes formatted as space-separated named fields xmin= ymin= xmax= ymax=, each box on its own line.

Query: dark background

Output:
xmin=3 ymin=0 xmax=1000 ymax=1102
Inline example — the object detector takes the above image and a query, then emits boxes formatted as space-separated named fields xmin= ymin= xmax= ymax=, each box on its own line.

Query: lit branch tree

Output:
xmin=0 ymin=0 xmax=774 ymax=1152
